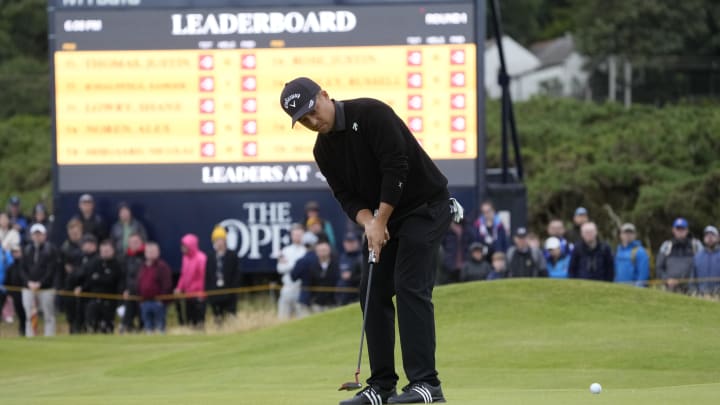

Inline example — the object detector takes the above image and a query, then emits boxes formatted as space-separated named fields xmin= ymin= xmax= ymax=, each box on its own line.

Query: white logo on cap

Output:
xmin=289 ymin=100 xmax=296 ymax=108
xmin=308 ymin=99 xmax=314 ymax=109
xmin=283 ymin=93 xmax=301 ymax=109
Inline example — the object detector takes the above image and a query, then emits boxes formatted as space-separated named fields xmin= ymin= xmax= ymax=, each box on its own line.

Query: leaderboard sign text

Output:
xmin=52 ymin=1 xmax=478 ymax=191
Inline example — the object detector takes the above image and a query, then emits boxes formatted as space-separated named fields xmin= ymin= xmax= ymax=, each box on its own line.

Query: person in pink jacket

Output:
xmin=174 ymin=234 xmax=207 ymax=328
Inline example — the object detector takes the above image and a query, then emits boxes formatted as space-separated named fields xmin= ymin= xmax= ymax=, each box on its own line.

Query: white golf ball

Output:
xmin=590 ymin=382 xmax=602 ymax=394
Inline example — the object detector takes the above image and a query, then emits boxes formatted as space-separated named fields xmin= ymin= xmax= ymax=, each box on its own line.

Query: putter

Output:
xmin=338 ymin=249 xmax=377 ymax=391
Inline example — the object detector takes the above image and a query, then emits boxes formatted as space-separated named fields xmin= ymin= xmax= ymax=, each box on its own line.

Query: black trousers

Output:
xmin=121 ymin=300 xmax=142 ymax=331
xmin=184 ymin=298 xmax=206 ymax=327
xmin=1 ymin=290 xmax=26 ymax=336
xmin=361 ymin=199 xmax=451 ymax=389
xmin=86 ymin=299 xmax=116 ymax=334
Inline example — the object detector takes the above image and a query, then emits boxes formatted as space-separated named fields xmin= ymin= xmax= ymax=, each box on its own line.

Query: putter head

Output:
xmin=338 ymin=382 xmax=362 ymax=391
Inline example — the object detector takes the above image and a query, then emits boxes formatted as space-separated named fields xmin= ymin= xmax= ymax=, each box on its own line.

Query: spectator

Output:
xmin=7 ymin=196 xmax=28 ymax=240
xmin=526 ymin=231 xmax=541 ymax=250
xmin=0 ymin=242 xmax=13 ymax=322
xmin=487 ymin=251 xmax=508 ymax=280
xmin=304 ymin=200 xmax=337 ymax=248
xmin=20 ymin=223 xmax=60 ymax=337
xmin=656 ymin=218 xmax=703 ymax=293
xmin=26 ymin=203 xmax=54 ymax=243
xmin=175 ymin=233 xmax=207 ymax=329
xmin=276 ymin=224 xmax=310 ymax=319
xmin=61 ymin=227 xmax=93 ymax=334
xmin=439 ymin=219 xmax=474 ymax=285
xmin=76 ymin=240 xmax=122 ymax=334
xmin=460 ymin=242 xmax=492 ymax=282
xmin=137 ymin=241 xmax=173 ymax=334
xmin=71 ymin=194 xmax=108 ymax=242
xmin=205 ymin=225 xmax=242 ymax=326
xmin=506 ymin=227 xmax=548 ymax=278
xmin=336 ymin=232 xmax=363 ymax=305
xmin=308 ymin=240 xmax=339 ymax=313
xmin=3 ymin=243 xmax=26 ymax=336
xmin=545 ymin=237 xmax=570 ymax=279
xmin=566 ymin=207 xmax=590 ymax=244
xmin=0 ymin=211 xmax=21 ymax=250
xmin=568 ymin=222 xmax=614 ymax=282
xmin=474 ymin=200 xmax=509 ymax=256
xmin=110 ymin=202 xmax=148 ymax=257
xmin=545 ymin=218 xmax=573 ymax=259
xmin=306 ymin=217 xmax=329 ymax=243
xmin=119 ymin=233 xmax=145 ymax=333
xmin=614 ymin=223 xmax=650 ymax=287
xmin=692 ymin=226 xmax=720 ymax=297
xmin=290 ymin=232 xmax=320 ymax=318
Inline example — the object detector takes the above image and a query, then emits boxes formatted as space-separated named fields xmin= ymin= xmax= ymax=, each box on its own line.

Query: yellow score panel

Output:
xmin=55 ymin=44 xmax=476 ymax=165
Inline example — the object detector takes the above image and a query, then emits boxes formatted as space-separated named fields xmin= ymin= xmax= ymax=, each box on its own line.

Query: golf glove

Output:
xmin=449 ymin=198 xmax=464 ymax=223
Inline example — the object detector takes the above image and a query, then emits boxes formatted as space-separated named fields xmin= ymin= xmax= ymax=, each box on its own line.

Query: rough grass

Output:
xmin=1 ymin=279 xmax=719 ymax=405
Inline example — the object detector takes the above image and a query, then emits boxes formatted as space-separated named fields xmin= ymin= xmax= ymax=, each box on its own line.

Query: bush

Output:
xmin=486 ymin=98 xmax=720 ymax=250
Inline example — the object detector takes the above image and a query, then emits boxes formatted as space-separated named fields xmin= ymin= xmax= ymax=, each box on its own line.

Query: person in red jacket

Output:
xmin=137 ymin=241 xmax=172 ymax=334
xmin=175 ymin=234 xmax=207 ymax=329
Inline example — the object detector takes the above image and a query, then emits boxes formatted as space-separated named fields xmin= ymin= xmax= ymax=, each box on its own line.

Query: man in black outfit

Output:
xmin=281 ymin=77 xmax=454 ymax=404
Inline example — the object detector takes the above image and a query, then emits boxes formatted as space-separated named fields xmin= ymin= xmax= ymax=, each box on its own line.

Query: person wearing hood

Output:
xmin=614 ymin=223 xmax=649 ymax=287
xmin=175 ymin=233 xmax=207 ymax=328
xmin=460 ymin=242 xmax=492 ymax=282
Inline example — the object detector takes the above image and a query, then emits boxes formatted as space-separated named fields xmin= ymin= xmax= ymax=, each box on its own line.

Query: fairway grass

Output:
xmin=1 ymin=279 xmax=719 ymax=404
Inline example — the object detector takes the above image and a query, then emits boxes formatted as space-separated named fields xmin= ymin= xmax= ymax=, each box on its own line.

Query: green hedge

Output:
xmin=486 ymin=98 xmax=720 ymax=250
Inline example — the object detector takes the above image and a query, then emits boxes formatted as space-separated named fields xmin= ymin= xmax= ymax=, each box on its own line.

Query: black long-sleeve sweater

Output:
xmin=313 ymin=98 xmax=449 ymax=224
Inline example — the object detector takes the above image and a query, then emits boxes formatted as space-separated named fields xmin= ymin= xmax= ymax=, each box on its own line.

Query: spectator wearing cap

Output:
xmin=657 ymin=218 xmax=703 ymax=294
xmin=20 ymin=223 xmax=60 ymax=337
xmin=335 ymin=232 xmax=363 ymax=305
xmin=26 ymin=203 xmax=54 ymax=244
xmin=0 ymin=211 xmax=21 ymax=251
xmin=59 ymin=220 xmax=87 ymax=333
xmin=71 ymin=194 xmax=108 ymax=242
xmin=276 ymin=224 xmax=310 ymax=319
xmin=110 ymin=202 xmax=148 ymax=257
xmin=440 ymin=218 xmax=474 ymax=285
xmin=460 ymin=242 xmax=492 ymax=282
xmin=3 ymin=243 xmax=26 ymax=335
xmin=568 ymin=222 xmax=614 ymax=282
xmin=487 ymin=251 xmax=508 ymax=280
xmin=506 ymin=227 xmax=548 ymax=278
xmin=692 ymin=226 xmax=720 ymax=297
xmin=474 ymin=200 xmax=509 ymax=257
xmin=290 ymin=231 xmax=320 ymax=318
xmin=545 ymin=237 xmax=570 ymax=279
xmin=614 ymin=223 xmax=650 ymax=287
xmin=566 ymin=207 xmax=590 ymax=245
xmin=304 ymin=200 xmax=337 ymax=248
xmin=205 ymin=225 xmax=242 ymax=326
xmin=6 ymin=196 xmax=28 ymax=241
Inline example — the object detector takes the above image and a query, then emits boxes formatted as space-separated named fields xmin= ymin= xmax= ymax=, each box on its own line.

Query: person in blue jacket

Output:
xmin=693 ymin=225 xmax=720 ymax=297
xmin=614 ymin=223 xmax=649 ymax=287
xmin=545 ymin=237 xmax=570 ymax=278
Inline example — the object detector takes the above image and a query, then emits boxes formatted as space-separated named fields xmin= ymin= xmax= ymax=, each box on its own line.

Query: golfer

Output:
xmin=281 ymin=77 xmax=452 ymax=404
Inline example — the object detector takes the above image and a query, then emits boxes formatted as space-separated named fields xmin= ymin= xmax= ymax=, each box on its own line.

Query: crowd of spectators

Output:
xmin=439 ymin=201 xmax=720 ymax=299
xmin=1 ymin=194 xmax=719 ymax=337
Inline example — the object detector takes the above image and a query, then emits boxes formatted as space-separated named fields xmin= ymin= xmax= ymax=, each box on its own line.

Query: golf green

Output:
xmin=1 ymin=279 xmax=719 ymax=404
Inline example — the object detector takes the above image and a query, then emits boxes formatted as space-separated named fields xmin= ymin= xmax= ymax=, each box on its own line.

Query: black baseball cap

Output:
xmin=280 ymin=77 xmax=321 ymax=126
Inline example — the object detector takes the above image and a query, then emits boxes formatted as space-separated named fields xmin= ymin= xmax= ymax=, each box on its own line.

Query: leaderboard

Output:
xmin=51 ymin=1 xmax=479 ymax=190
xmin=55 ymin=44 xmax=476 ymax=164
